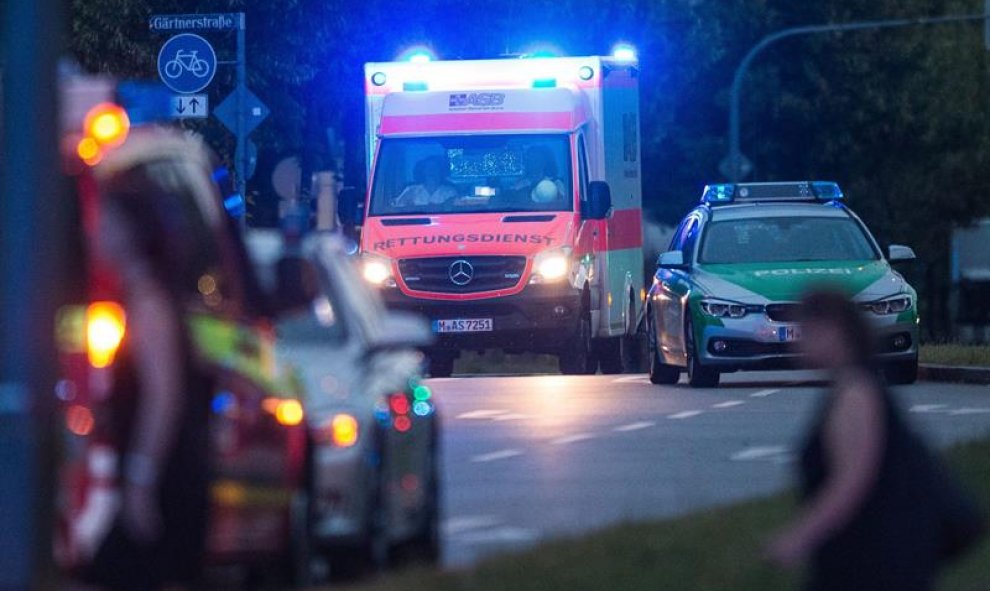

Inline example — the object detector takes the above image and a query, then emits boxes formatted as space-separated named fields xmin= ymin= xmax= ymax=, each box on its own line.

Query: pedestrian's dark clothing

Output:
xmin=85 ymin=321 xmax=212 ymax=591
xmin=799 ymin=378 xmax=941 ymax=591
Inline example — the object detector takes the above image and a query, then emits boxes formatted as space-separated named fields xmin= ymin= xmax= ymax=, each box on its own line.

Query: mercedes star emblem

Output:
xmin=448 ymin=259 xmax=474 ymax=286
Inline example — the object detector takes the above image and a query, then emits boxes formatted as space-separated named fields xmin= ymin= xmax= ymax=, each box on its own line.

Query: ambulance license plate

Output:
xmin=777 ymin=325 xmax=801 ymax=342
xmin=433 ymin=318 xmax=494 ymax=333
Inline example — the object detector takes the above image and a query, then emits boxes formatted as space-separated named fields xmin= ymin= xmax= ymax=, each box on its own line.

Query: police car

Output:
xmin=646 ymin=181 xmax=919 ymax=388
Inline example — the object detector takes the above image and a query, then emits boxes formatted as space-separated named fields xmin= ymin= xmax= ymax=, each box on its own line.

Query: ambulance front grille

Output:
xmin=398 ymin=256 xmax=527 ymax=294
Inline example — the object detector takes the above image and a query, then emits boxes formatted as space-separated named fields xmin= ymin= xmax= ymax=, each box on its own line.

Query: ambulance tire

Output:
xmin=686 ymin=316 xmax=720 ymax=388
xmin=598 ymin=338 xmax=624 ymax=375
xmin=428 ymin=354 xmax=455 ymax=378
xmin=559 ymin=314 xmax=595 ymax=375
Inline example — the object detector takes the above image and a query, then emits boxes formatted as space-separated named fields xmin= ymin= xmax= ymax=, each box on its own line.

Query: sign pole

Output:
xmin=0 ymin=0 xmax=63 ymax=587
xmin=236 ymin=13 xmax=247 ymax=228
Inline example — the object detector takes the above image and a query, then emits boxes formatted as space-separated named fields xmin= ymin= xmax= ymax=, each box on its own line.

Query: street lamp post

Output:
xmin=726 ymin=12 xmax=990 ymax=182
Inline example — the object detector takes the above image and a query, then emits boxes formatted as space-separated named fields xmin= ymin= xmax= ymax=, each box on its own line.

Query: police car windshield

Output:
xmin=369 ymin=134 xmax=572 ymax=216
xmin=699 ymin=216 xmax=879 ymax=264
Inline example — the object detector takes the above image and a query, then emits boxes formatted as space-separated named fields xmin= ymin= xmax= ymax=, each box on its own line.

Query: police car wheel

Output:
xmin=686 ymin=317 xmax=719 ymax=388
xmin=648 ymin=305 xmax=680 ymax=385
xmin=884 ymin=359 xmax=919 ymax=386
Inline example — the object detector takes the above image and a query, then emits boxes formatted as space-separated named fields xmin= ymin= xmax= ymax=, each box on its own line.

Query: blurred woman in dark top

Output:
xmin=766 ymin=288 xmax=943 ymax=591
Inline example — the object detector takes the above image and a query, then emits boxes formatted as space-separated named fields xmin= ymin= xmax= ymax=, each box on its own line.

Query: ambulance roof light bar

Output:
xmin=701 ymin=181 xmax=845 ymax=205
xmin=611 ymin=43 xmax=637 ymax=62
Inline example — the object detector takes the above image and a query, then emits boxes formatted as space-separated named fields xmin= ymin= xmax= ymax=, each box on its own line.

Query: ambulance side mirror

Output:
xmin=273 ymin=255 xmax=320 ymax=315
xmin=337 ymin=187 xmax=364 ymax=227
xmin=585 ymin=181 xmax=612 ymax=220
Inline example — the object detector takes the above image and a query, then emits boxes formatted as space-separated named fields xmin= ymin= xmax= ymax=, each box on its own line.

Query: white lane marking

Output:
xmin=429 ymin=377 xmax=463 ymax=382
xmin=458 ymin=526 xmax=539 ymax=544
xmin=910 ymin=404 xmax=947 ymax=413
xmin=614 ymin=421 xmax=656 ymax=432
xmin=470 ymin=449 xmax=523 ymax=463
xmin=457 ymin=409 xmax=508 ymax=420
xmin=551 ymin=433 xmax=597 ymax=445
xmin=442 ymin=515 xmax=502 ymax=536
xmin=493 ymin=413 xmax=533 ymax=422
xmin=950 ymin=407 xmax=990 ymax=416
xmin=712 ymin=400 xmax=745 ymax=409
xmin=731 ymin=445 xmax=789 ymax=461
xmin=750 ymin=388 xmax=780 ymax=398
xmin=612 ymin=375 xmax=651 ymax=384
xmin=668 ymin=410 xmax=703 ymax=420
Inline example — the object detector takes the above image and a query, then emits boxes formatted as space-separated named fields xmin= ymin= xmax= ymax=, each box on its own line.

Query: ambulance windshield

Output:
xmin=369 ymin=134 xmax=572 ymax=216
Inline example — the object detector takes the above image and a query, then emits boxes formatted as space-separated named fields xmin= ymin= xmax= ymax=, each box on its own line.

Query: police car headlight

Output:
xmin=362 ymin=256 xmax=394 ymax=286
xmin=700 ymin=299 xmax=751 ymax=319
xmin=532 ymin=248 xmax=572 ymax=283
xmin=862 ymin=295 xmax=913 ymax=315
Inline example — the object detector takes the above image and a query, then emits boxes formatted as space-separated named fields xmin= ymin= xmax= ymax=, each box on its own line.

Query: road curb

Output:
xmin=919 ymin=364 xmax=990 ymax=385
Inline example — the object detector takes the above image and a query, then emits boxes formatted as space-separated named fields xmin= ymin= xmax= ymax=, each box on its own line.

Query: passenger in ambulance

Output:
xmin=393 ymin=155 xmax=458 ymax=207
xmin=512 ymin=145 xmax=566 ymax=205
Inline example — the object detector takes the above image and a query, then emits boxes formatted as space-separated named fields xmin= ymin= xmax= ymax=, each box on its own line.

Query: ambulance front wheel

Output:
xmin=558 ymin=313 xmax=595 ymax=375
xmin=428 ymin=354 xmax=456 ymax=378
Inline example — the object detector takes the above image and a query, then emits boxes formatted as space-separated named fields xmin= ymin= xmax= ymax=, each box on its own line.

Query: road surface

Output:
xmin=431 ymin=371 xmax=990 ymax=568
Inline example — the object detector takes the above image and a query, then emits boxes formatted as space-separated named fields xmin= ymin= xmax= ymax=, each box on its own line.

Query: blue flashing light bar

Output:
xmin=612 ymin=43 xmax=637 ymax=62
xmin=702 ymin=181 xmax=845 ymax=205
xmin=398 ymin=46 xmax=437 ymax=63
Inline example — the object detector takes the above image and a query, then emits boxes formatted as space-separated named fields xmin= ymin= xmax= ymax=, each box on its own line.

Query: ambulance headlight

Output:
xmin=362 ymin=256 xmax=394 ymax=286
xmin=531 ymin=248 xmax=572 ymax=283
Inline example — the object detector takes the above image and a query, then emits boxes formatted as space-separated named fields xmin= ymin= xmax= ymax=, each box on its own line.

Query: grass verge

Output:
xmin=921 ymin=344 xmax=990 ymax=368
xmin=335 ymin=438 xmax=990 ymax=591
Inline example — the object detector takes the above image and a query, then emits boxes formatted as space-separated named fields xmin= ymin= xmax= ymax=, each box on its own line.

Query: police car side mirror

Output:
xmin=888 ymin=244 xmax=916 ymax=263
xmin=273 ymin=255 xmax=320 ymax=315
xmin=337 ymin=187 xmax=364 ymax=227
xmin=367 ymin=311 xmax=435 ymax=356
xmin=585 ymin=181 xmax=612 ymax=220
xmin=657 ymin=250 xmax=687 ymax=269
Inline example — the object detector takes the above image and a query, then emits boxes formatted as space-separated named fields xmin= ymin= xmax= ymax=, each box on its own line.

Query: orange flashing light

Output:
xmin=84 ymin=103 xmax=130 ymax=147
xmin=330 ymin=414 xmax=359 ymax=447
xmin=264 ymin=398 xmax=305 ymax=427
xmin=76 ymin=137 xmax=102 ymax=165
xmin=86 ymin=301 xmax=126 ymax=368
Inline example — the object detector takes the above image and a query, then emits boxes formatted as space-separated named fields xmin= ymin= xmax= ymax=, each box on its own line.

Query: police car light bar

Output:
xmin=701 ymin=181 xmax=844 ymax=205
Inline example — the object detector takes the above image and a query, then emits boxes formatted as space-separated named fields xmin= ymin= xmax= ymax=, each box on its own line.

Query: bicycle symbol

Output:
xmin=164 ymin=50 xmax=211 ymax=79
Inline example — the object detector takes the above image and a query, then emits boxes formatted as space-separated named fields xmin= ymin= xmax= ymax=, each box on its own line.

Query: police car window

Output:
xmin=369 ymin=134 xmax=572 ymax=216
xmin=699 ymin=216 xmax=879 ymax=264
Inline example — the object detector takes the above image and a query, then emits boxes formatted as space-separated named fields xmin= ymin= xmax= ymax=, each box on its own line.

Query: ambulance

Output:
xmin=347 ymin=49 xmax=645 ymax=376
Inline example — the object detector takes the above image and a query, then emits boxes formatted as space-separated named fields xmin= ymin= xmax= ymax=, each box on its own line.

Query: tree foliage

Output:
xmin=70 ymin=0 xmax=990 ymax=335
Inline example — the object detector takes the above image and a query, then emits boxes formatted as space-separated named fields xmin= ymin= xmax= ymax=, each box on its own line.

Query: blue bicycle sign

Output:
xmin=157 ymin=34 xmax=217 ymax=94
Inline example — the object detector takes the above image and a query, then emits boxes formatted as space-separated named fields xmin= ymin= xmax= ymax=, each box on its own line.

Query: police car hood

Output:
xmin=693 ymin=260 xmax=904 ymax=302
xmin=362 ymin=212 xmax=575 ymax=259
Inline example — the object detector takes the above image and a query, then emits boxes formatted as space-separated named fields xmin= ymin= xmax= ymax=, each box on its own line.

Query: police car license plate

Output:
xmin=433 ymin=318 xmax=493 ymax=333
xmin=777 ymin=325 xmax=801 ymax=342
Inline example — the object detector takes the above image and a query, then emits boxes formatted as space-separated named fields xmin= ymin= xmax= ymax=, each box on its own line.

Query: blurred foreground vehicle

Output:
xmin=249 ymin=231 xmax=442 ymax=576
xmin=647 ymin=182 xmax=919 ymax=388
xmin=55 ymin=76 xmax=312 ymax=587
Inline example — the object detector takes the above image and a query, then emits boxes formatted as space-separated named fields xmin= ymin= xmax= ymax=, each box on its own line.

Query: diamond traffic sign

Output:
xmin=170 ymin=94 xmax=208 ymax=119
xmin=214 ymin=85 xmax=269 ymax=136
xmin=157 ymin=34 xmax=217 ymax=94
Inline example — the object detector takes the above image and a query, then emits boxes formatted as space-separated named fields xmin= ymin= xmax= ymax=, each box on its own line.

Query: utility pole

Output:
xmin=725 ymin=12 xmax=990 ymax=182
xmin=0 ymin=0 xmax=63 ymax=588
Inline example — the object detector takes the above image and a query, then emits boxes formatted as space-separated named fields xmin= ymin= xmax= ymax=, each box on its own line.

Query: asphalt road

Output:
xmin=429 ymin=371 xmax=990 ymax=568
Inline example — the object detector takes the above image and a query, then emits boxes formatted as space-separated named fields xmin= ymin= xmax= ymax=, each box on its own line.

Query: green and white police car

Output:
xmin=646 ymin=181 xmax=919 ymax=388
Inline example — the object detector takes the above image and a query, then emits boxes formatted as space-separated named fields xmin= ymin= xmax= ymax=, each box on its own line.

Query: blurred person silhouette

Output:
xmin=766 ymin=288 xmax=985 ymax=591
xmin=394 ymin=154 xmax=457 ymax=207
xmin=512 ymin=145 xmax=566 ymax=204
xmin=78 ymin=132 xmax=225 ymax=591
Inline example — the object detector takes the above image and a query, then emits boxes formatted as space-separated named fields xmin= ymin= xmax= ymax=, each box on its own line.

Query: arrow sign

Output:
xmin=214 ymin=84 xmax=269 ymax=136
xmin=170 ymin=94 xmax=208 ymax=119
